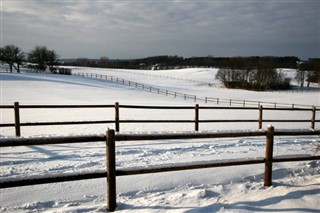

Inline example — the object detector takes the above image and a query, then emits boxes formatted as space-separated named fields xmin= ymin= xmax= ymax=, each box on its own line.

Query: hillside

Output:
xmin=0 ymin=67 xmax=319 ymax=212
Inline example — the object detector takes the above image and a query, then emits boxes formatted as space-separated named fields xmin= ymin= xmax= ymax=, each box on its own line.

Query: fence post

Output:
xmin=115 ymin=102 xmax=120 ymax=132
xmin=106 ymin=129 xmax=116 ymax=212
xmin=264 ymin=125 xmax=274 ymax=187
xmin=258 ymin=105 xmax=263 ymax=129
xmin=195 ymin=104 xmax=199 ymax=131
xmin=311 ymin=106 xmax=316 ymax=130
xmin=14 ymin=102 xmax=21 ymax=137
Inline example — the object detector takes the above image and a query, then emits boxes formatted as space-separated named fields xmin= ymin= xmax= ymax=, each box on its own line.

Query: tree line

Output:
xmin=0 ymin=44 xmax=71 ymax=74
xmin=215 ymin=57 xmax=320 ymax=90
xmin=296 ymin=58 xmax=320 ymax=87
xmin=64 ymin=55 xmax=300 ymax=70
xmin=215 ymin=57 xmax=291 ymax=91
xmin=1 ymin=44 xmax=319 ymax=90
xmin=67 ymin=55 xmax=319 ymax=90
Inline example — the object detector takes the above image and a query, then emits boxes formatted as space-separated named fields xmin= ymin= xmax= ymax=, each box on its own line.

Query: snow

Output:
xmin=0 ymin=66 xmax=319 ymax=212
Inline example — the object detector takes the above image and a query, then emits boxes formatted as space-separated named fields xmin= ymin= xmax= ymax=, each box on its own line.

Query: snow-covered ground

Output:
xmin=0 ymin=67 xmax=319 ymax=212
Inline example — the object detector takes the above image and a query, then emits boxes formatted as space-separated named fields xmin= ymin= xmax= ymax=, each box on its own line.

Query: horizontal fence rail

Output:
xmin=0 ymin=102 xmax=319 ymax=137
xmin=0 ymin=171 xmax=107 ymax=189
xmin=3 ymin=69 xmax=320 ymax=108
xmin=1 ymin=127 xmax=320 ymax=211
xmin=72 ymin=71 xmax=320 ymax=108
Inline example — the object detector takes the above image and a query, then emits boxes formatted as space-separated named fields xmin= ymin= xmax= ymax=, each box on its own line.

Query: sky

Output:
xmin=1 ymin=0 xmax=320 ymax=60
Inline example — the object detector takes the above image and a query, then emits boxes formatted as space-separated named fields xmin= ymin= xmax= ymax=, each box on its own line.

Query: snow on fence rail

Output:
xmin=0 ymin=127 xmax=320 ymax=212
xmin=73 ymin=72 xmax=320 ymax=108
xmin=0 ymin=102 xmax=319 ymax=137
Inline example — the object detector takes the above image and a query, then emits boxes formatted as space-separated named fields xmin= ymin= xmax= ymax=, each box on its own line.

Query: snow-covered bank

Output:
xmin=1 ymin=68 xmax=319 ymax=212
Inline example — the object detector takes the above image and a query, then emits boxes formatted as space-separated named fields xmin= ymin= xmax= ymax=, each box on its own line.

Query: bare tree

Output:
xmin=0 ymin=45 xmax=25 ymax=73
xmin=97 ymin=56 xmax=109 ymax=68
xmin=28 ymin=46 xmax=59 ymax=71
xmin=47 ymin=50 xmax=59 ymax=72
xmin=216 ymin=57 xmax=289 ymax=90
xmin=298 ymin=59 xmax=320 ymax=87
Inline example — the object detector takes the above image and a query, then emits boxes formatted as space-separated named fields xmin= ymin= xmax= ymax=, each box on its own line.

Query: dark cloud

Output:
xmin=2 ymin=0 xmax=319 ymax=59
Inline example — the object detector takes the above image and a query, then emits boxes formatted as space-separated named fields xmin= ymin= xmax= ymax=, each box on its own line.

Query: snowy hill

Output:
xmin=0 ymin=67 xmax=319 ymax=212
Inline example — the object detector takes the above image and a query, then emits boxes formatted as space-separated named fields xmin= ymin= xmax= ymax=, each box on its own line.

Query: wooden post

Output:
xmin=106 ymin=129 xmax=116 ymax=211
xmin=115 ymin=102 xmax=120 ymax=132
xmin=258 ymin=105 xmax=263 ymax=129
xmin=264 ymin=125 xmax=274 ymax=187
xmin=311 ymin=106 xmax=316 ymax=130
xmin=195 ymin=104 xmax=199 ymax=131
xmin=14 ymin=102 xmax=21 ymax=137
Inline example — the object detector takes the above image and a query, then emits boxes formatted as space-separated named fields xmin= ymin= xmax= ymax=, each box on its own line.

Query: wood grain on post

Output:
xmin=264 ymin=125 xmax=274 ymax=187
xmin=14 ymin=102 xmax=21 ymax=137
xmin=106 ymin=129 xmax=116 ymax=212
xmin=115 ymin=102 xmax=120 ymax=132
xmin=195 ymin=104 xmax=199 ymax=131
xmin=311 ymin=106 xmax=316 ymax=130
xmin=258 ymin=105 xmax=263 ymax=129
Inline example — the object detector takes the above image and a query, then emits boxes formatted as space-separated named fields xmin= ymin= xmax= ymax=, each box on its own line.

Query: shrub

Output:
xmin=58 ymin=68 xmax=72 ymax=75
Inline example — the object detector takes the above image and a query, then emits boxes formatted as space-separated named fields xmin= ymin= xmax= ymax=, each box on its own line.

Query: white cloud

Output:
xmin=2 ymin=0 xmax=319 ymax=59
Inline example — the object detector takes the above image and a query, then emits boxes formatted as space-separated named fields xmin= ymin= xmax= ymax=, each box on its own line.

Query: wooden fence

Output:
xmin=0 ymin=102 xmax=319 ymax=136
xmin=73 ymin=71 xmax=320 ymax=108
xmin=70 ymin=67 xmax=320 ymax=93
xmin=4 ymin=69 xmax=320 ymax=106
xmin=0 ymin=127 xmax=319 ymax=211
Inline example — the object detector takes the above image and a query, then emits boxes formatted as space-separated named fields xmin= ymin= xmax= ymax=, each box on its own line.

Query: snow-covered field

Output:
xmin=0 ymin=67 xmax=319 ymax=212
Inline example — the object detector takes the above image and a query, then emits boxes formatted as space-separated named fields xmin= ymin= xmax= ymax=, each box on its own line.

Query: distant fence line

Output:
xmin=1 ymin=127 xmax=320 ymax=212
xmin=74 ymin=67 xmax=215 ymax=85
xmin=3 ymin=67 xmax=319 ymax=104
xmin=0 ymin=102 xmax=319 ymax=137
xmin=70 ymin=66 xmax=320 ymax=93
xmin=72 ymin=71 xmax=320 ymax=108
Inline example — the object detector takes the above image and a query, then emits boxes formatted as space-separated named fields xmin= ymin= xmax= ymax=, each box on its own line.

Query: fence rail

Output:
xmin=0 ymin=102 xmax=319 ymax=136
xmin=3 ymin=69 xmax=320 ymax=107
xmin=72 ymin=71 xmax=320 ymax=108
xmin=1 ymin=127 xmax=320 ymax=211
